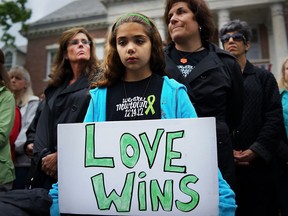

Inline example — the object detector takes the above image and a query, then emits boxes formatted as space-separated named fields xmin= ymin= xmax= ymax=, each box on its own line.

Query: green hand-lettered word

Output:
xmin=91 ymin=171 xmax=200 ymax=213
xmin=85 ymin=124 xmax=186 ymax=173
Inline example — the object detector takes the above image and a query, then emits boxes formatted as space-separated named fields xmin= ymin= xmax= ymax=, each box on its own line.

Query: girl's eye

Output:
xmin=118 ymin=40 xmax=127 ymax=46
xmin=135 ymin=38 xmax=144 ymax=45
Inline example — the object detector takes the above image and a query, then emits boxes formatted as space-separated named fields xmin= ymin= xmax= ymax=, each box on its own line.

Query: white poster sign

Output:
xmin=58 ymin=117 xmax=218 ymax=215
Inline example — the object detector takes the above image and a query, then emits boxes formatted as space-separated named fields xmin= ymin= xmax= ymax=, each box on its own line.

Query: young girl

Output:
xmin=49 ymin=13 xmax=236 ymax=216
xmin=85 ymin=12 xmax=197 ymax=122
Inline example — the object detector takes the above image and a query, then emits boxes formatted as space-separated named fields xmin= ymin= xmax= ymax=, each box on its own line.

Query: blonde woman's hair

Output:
xmin=8 ymin=65 xmax=34 ymax=106
xmin=278 ymin=57 xmax=288 ymax=90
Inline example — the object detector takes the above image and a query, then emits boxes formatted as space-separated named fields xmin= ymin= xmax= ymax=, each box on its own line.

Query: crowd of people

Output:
xmin=0 ymin=0 xmax=288 ymax=215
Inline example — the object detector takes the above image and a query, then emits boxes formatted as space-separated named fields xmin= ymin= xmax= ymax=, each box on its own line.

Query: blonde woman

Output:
xmin=278 ymin=58 xmax=288 ymax=144
xmin=277 ymin=58 xmax=288 ymax=216
xmin=8 ymin=66 xmax=39 ymax=189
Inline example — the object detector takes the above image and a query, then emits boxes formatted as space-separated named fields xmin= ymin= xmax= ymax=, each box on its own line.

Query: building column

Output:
xmin=154 ymin=18 xmax=166 ymax=44
xmin=271 ymin=3 xmax=288 ymax=79
xmin=217 ymin=9 xmax=230 ymax=48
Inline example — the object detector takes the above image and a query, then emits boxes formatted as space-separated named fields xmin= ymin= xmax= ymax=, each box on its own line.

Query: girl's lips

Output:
xmin=127 ymin=57 xmax=137 ymax=62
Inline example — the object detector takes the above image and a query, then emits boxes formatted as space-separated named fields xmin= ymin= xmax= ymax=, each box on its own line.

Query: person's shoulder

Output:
xmin=89 ymin=86 xmax=107 ymax=95
xmin=0 ymin=85 xmax=5 ymax=92
xmin=250 ymin=62 xmax=278 ymax=86
xmin=251 ymin=62 xmax=275 ymax=79
xmin=208 ymin=43 xmax=235 ymax=58
xmin=0 ymin=86 xmax=13 ymax=98
xmin=164 ymin=42 xmax=173 ymax=54
xmin=280 ymin=88 xmax=287 ymax=95
xmin=252 ymin=64 xmax=270 ymax=75
xmin=208 ymin=43 xmax=238 ymax=67
xmin=89 ymin=87 xmax=98 ymax=95
xmin=163 ymin=76 xmax=185 ymax=89
xmin=28 ymin=95 xmax=40 ymax=102
xmin=0 ymin=87 xmax=15 ymax=106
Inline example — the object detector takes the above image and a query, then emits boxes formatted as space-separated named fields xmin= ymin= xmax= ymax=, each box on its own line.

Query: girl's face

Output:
xmin=167 ymin=2 xmax=200 ymax=44
xmin=284 ymin=60 xmax=288 ymax=82
xmin=10 ymin=72 xmax=27 ymax=93
xmin=66 ymin=33 xmax=91 ymax=63
xmin=116 ymin=22 xmax=152 ymax=80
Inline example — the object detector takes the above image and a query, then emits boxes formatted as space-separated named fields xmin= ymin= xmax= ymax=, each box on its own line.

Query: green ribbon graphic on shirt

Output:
xmin=145 ymin=95 xmax=156 ymax=115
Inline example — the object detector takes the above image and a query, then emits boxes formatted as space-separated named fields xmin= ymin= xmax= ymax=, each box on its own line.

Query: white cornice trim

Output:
xmin=25 ymin=21 xmax=108 ymax=39
xmin=207 ymin=0 xmax=285 ymax=10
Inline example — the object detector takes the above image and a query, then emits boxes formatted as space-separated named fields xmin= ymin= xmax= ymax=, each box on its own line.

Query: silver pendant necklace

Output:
xmin=122 ymin=75 xmax=153 ymax=119
xmin=122 ymin=75 xmax=153 ymax=99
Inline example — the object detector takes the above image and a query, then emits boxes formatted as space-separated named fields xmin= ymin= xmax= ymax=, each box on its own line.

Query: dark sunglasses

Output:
xmin=220 ymin=33 xmax=246 ymax=43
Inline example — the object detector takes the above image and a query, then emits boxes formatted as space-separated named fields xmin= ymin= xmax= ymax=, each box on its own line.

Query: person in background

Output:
xmin=9 ymin=105 xmax=21 ymax=162
xmin=8 ymin=66 xmax=39 ymax=189
xmin=163 ymin=0 xmax=244 ymax=190
xmin=24 ymin=92 xmax=45 ymax=159
xmin=0 ymin=49 xmax=16 ymax=191
xmin=277 ymin=57 xmax=288 ymax=216
xmin=26 ymin=27 xmax=100 ymax=190
xmin=49 ymin=12 xmax=236 ymax=216
xmin=220 ymin=19 xmax=283 ymax=216
xmin=24 ymin=98 xmax=44 ymax=159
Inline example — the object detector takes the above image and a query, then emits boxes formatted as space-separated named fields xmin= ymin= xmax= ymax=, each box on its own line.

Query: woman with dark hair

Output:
xmin=27 ymin=27 xmax=100 ymax=190
xmin=220 ymin=19 xmax=283 ymax=216
xmin=163 ymin=0 xmax=244 ymax=190
xmin=0 ymin=49 xmax=16 ymax=191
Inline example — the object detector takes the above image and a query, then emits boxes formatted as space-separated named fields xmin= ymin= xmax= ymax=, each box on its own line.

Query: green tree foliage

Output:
xmin=0 ymin=0 xmax=31 ymax=46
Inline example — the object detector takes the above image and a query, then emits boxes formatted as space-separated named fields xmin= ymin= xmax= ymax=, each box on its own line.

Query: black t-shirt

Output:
xmin=170 ymin=48 xmax=208 ymax=78
xmin=106 ymin=74 xmax=163 ymax=121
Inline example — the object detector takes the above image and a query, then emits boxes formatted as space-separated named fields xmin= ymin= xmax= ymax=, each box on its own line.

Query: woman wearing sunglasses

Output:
xmin=220 ymin=19 xmax=283 ymax=216
xmin=163 ymin=0 xmax=244 ymax=192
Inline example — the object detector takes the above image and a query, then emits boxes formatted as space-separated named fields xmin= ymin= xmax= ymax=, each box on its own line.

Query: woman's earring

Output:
xmin=199 ymin=26 xmax=202 ymax=32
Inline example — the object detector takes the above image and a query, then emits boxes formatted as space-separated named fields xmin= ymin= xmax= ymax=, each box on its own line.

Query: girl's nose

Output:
xmin=127 ymin=43 xmax=135 ymax=54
